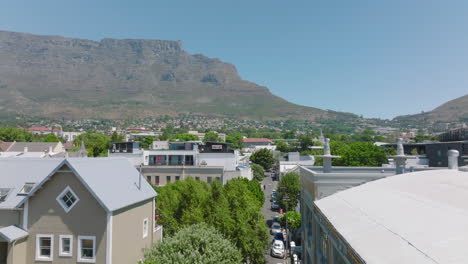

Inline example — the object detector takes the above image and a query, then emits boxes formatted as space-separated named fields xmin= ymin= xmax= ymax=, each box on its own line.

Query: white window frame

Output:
xmin=77 ymin=236 xmax=96 ymax=263
xmin=143 ymin=218 xmax=149 ymax=238
xmin=56 ymin=186 xmax=80 ymax=213
xmin=59 ymin=235 xmax=73 ymax=257
xmin=36 ymin=234 xmax=54 ymax=262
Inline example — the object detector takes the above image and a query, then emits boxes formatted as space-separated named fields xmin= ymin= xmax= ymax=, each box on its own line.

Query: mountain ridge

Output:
xmin=0 ymin=30 xmax=354 ymax=120
xmin=394 ymin=94 xmax=468 ymax=123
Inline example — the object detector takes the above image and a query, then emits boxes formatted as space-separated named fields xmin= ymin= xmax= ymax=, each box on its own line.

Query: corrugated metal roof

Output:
xmin=315 ymin=169 xmax=468 ymax=264
xmin=242 ymin=138 xmax=273 ymax=143
xmin=0 ymin=225 xmax=28 ymax=242
xmin=0 ymin=158 xmax=156 ymax=212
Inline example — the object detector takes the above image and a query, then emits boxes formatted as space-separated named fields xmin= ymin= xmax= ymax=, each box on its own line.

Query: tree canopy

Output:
xmin=43 ymin=133 xmax=60 ymax=142
xmin=275 ymin=140 xmax=290 ymax=153
xmin=74 ymin=132 xmax=110 ymax=157
xmin=279 ymin=211 xmax=301 ymax=229
xmin=251 ymin=164 xmax=265 ymax=182
xmin=0 ymin=127 xmax=33 ymax=142
xmin=174 ymin=133 xmax=199 ymax=141
xmin=203 ymin=131 xmax=221 ymax=142
xmin=156 ymin=178 xmax=268 ymax=263
xmin=143 ymin=223 xmax=243 ymax=264
xmin=250 ymin=148 xmax=275 ymax=170
xmin=277 ymin=172 xmax=300 ymax=212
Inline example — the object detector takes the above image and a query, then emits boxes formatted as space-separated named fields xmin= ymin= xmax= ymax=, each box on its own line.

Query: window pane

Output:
xmin=62 ymin=238 xmax=70 ymax=252
xmin=82 ymin=239 xmax=93 ymax=248
xmin=41 ymin=237 xmax=51 ymax=247
xmin=41 ymin=248 xmax=51 ymax=256
xmin=82 ymin=249 xmax=93 ymax=258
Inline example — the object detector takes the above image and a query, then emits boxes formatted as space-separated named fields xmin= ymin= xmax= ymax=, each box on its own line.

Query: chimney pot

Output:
xmin=448 ymin=150 xmax=459 ymax=170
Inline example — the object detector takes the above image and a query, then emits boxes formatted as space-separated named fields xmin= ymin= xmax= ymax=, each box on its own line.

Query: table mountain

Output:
xmin=0 ymin=30 xmax=353 ymax=120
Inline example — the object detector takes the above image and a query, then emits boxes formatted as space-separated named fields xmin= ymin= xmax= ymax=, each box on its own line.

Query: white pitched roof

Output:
xmin=315 ymin=169 xmax=468 ymax=264
xmin=0 ymin=225 xmax=28 ymax=242
xmin=0 ymin=158 xmax=156 ymax=212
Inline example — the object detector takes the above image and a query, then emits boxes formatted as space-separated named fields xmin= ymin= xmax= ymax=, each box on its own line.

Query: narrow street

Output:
xmin=262 ymin=173 xmax=288 ymax=264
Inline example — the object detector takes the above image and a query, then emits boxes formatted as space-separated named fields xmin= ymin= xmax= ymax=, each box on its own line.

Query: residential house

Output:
xmin=0 ymin=158 xmax=160 ymax=264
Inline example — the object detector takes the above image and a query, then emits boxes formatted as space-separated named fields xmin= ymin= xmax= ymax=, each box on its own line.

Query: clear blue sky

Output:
xmin=1 ymin=0 xmax=467 ymax=119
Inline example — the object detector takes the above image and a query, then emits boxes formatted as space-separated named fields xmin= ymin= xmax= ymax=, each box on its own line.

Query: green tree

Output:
xmin=226 ymin=133 xmax=244 ymax=149
xmin=43 ymin=133 xmax=60 ymax=142
xmin=74 ymin=133 xmax=110 ymax=157
xmin=204 ymin=131 xmax=221 ymax=142
xmin=174 ymin=133 xmax=199 ymax=141
xmin=275 ymin=140 xmax=290 ymax=153
xmin=143 ymin=223 xmax=242 ymax=264
xmin=277 ymin=172 xmax=300 ymax=212
xmin=299 ymin=135 xmax=314 ymax=151
xmin=156 ymin=178 xmax=268 ymax=263
xmin=279 ymin=211 xmax=301 ymax=229
xmin=251 ymin=164 xmax=265 ymax=182
xmin=110 ymin=131 xmax=124 ymax=142
xmin=250 ymin=148 xmax=274 ymax=170
xmin=0 ymin=127 xmax=33 ymax=142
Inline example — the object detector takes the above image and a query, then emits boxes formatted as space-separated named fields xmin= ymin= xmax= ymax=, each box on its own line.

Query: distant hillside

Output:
xmin=395 ymin=94 xmax=468 ymax=122
xmin=0 ymin=30 xmax=356 ymax=121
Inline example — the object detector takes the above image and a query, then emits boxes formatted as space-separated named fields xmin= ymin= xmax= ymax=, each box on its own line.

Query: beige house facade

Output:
xmin=0 ymin=158 xmax=161 ymax=264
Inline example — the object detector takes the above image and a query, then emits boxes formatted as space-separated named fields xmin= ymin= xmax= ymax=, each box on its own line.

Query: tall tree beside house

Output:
xmin=277 ymin=172 xmax=300 ymax=212
xmin=250 ymin=148 xmax=275 ymax=170
xmin=203 ymin=131 xmax=221 ymax=142
xmin=143 ymin=223 xmax=243 ymax=264
xmin=134 ymin=136 xmax=154 ymax=150
xmin=74 ymin=132 xmax=110 ymax=157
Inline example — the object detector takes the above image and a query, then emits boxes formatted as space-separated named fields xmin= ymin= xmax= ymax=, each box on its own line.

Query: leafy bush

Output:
xmin=143 ymin=223 xmax=242 ymax=264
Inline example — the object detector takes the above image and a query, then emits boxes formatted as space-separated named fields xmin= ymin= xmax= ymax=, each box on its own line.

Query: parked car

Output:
xmin=271 ymin=202 xmax=280 ymax=211
xmin=270 ymin=240 xmax=285 ymax=259
xmin=270 ymin=222 xmax=281 ymax=235
xmin=272 ymin=215 xmax=280 ymax=223
xmin=274 ymin=232 xmax=285 ymax=242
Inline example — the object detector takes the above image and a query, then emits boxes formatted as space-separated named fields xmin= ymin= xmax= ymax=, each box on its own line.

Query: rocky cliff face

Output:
xmin=0 ymin=30 xmax=340 ymax=120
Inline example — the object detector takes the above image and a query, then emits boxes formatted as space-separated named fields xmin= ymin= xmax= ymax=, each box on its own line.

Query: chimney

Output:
xmin=49 ymin=146 xmax=53 ymax=153
xmin=23 ymin=147 xmax=28 ymax=153
xmin=448 ymin=150 xmax=459 ymax=170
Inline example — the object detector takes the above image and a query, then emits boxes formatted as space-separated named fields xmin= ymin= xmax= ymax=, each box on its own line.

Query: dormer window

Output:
xmin=18 ymin=183 xmax=35 ymax=195
xmin=56 ymin=186 xmax=80 ymax=213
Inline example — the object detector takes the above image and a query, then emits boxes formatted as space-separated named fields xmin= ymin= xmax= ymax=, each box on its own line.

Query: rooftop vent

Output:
xmin=0 ymin=188 xmax=11 ymax=201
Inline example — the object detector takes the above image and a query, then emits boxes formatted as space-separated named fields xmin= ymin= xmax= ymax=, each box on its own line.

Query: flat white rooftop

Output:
xmin=316 ymin=169 xmax=468 ymax=264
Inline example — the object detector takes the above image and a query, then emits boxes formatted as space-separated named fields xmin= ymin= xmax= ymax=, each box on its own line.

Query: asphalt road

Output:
xmin=262 ymin=173 xmax=288 ymax=264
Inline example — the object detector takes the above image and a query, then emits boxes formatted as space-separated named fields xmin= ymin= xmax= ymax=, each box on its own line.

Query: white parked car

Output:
xmin=270 ymin=222 xmax=281 ymax=235
xmin=270 ymin=240 xmax=285 ymax=259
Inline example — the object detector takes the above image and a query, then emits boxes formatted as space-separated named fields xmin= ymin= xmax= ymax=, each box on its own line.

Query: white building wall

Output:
xmin=198 ymin=153 xmax=237 ymax=171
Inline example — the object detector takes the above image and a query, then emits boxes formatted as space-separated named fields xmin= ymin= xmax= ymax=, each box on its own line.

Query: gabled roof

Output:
xmin=0 ymin=158 xmax=156 ymax=212
xmin=315 ymin=169 xmax=468 ymax=264
xmin=7 ymin=142 xmax=62 ymax=152
xmin=0 ymin=141 xmax=14 ymax=152
xmin=242 ymin=138 xmax=273 ymax=143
